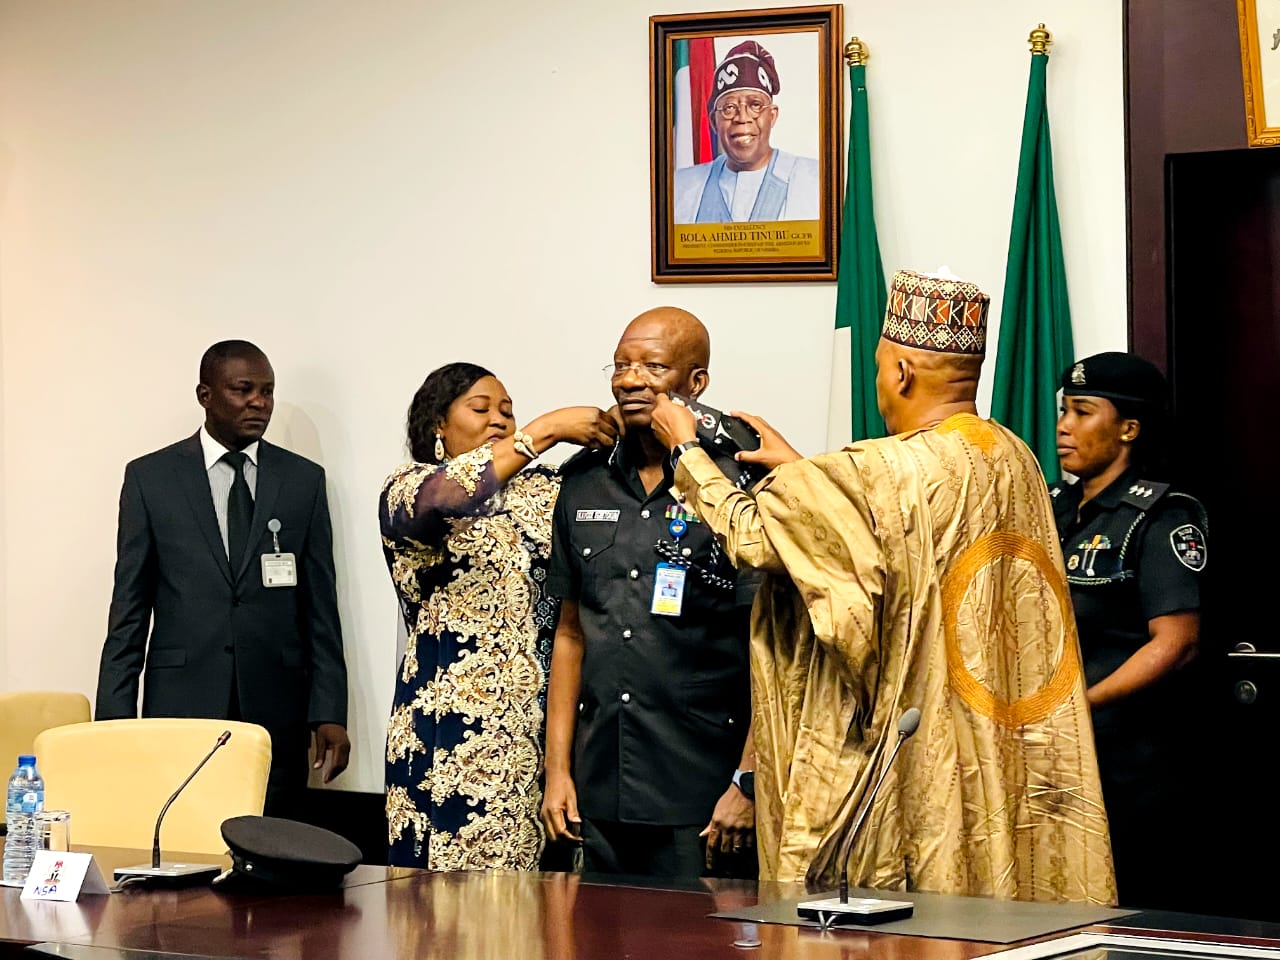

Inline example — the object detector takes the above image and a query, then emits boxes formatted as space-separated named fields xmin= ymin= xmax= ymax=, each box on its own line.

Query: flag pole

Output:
xmin=1029 ymin=22 xmax=1052 ymax=55
xmin=845 ymin=35 xmax=867 ymax=66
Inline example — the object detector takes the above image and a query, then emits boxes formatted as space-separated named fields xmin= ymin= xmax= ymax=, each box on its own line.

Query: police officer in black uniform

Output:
xmin=540 ymin=307 xmax=759 ymax=879
xmin=1051 ymin=352 xmax=1207 ymax=911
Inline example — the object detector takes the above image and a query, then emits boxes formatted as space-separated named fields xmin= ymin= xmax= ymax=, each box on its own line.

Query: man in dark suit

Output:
xmin=96 ymin=340 xmax=350 ymax=816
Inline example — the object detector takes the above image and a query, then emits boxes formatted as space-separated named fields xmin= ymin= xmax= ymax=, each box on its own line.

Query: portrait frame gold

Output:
xmin=650 ymin=4 xmax=843 ymax=282
xmin=1237 ymin=0 xmax=1280 ymax=147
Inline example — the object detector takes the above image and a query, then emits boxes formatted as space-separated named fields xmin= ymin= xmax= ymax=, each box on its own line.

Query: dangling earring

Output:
xmin=435 ymin=434 xmax=446 ymax=461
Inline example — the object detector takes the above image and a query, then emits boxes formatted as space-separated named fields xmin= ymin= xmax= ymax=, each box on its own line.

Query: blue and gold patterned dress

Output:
xmin=380 ymin=444 xmax=560 ymax=869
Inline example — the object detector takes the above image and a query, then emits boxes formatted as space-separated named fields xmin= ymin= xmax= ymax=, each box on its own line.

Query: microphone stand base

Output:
xmin=114 ymin=862 xmax=221 ymax=886
xmin=797 ymin=896 xmax=914 ymax=928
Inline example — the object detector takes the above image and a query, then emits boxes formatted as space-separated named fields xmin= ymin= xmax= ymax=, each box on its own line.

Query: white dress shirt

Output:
xmin=199 ymin=426 xmax=259 ymax=559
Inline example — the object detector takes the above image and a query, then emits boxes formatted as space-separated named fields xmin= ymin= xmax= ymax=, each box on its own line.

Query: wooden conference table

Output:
xmin=4 ymin=846 xmax=1280 ymax=960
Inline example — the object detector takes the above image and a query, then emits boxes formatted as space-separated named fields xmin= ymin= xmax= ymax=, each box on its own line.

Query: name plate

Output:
xmin=21 ymin=850 xmax=111 ymax=900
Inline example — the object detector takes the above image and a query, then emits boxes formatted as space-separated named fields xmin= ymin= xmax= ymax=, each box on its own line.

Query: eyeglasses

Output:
xmin=713 ymin=97 xmax=772 ymax=121
xmin=603 ymin=361 xmax=675 ymax=382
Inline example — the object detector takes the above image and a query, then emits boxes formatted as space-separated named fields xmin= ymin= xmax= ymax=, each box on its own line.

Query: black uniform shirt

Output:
xmin=547 ymin=438 xmax=759 ymax=825
xmin=1051 ymin=468 xmax=1207 ymax=737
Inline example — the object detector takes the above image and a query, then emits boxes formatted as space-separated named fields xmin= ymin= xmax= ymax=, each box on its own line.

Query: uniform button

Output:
xmin=578 ymin=702 xmax=584 ymax=713
xmin=622 ymin=629 xmax=632 ymax=639
xmin=223 ymin=645 xmax=234 ymax=653
xmin=582 ymin=547 xmax=592 ymax=557
xmin=641 ymin=509 xmax=651 ymax=519
xmin=629 ymin=569 xmax=639 ymax=580
xmin=232 ymin=598 xmax=242 ymax=607
xmin=728 ymin=717 xmax=736 ymax=726
xmin=681 ymin=547 xmax=692 ymax=557
xmin=621 ymin=692 xmax=631 ymax=703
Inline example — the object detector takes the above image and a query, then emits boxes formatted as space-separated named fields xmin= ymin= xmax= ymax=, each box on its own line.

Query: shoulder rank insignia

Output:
xmin=1119 ymin=479 xmax=1170 ymax=510
xmin=1170 ymin=524 xmax=1207 ymax=572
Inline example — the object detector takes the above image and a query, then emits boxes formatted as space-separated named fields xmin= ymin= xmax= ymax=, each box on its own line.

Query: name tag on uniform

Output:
xmin=651 ymin=562 xmax=685 ymax=617
xmin=576 ymin=509 xmax=619 ymax=522
xmin=261 ymin=553 xmax=297 ymax=588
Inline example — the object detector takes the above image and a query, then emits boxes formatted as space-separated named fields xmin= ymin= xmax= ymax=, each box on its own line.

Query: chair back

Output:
xmin=0 ymin=691 xmax=91 ymax=827
xmin=34 ymin=718 xmax=271 ymax=855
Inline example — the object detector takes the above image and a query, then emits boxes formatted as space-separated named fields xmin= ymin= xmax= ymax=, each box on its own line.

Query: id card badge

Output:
xmin=261 ymin=518 xmax=296 ymax=588
xmin=651 ymin=562 xmax=686 ymax=617
xmin=261 ymin=553 xmax=297 ymax=588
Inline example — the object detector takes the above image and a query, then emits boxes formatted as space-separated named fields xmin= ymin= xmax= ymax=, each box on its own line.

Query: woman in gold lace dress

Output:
xmin=381 ymin=363 xmax=616 ymax=870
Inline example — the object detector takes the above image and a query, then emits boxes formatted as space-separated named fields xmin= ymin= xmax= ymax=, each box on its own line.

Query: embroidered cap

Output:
xmin=880 ymin=269 xmax=990 ymax=356
xmin=1060 ymin=352 xmax=1168 ymax=408
xmin=710 ymin=40 xmax=781 ymax=108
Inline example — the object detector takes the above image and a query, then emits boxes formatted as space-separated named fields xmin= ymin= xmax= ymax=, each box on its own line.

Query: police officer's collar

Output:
xmin=610 ymin=434 xmax=676 ymax=480
xmin=1086 ymin=466 xmax=1146 ymax=511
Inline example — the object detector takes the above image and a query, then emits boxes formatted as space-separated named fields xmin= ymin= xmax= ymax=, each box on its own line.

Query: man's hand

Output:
xmin=699 ymin=783 xmax=755 ymax=869
xmin=651 ymin=394 xmax=699 ymax=451
xmin=730 ymin=410 xmax=802 ymax=472
xmin=540 ymin=770 xmax=583 ymax=843
xmin=312 ymin=723 xmax=351 ymax=783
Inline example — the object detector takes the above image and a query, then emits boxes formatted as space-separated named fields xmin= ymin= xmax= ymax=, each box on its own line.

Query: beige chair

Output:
xmin=0 ymin=691 xmax=91 ymax=828
xmin=34 ymin=718 xmax=271 ymax=855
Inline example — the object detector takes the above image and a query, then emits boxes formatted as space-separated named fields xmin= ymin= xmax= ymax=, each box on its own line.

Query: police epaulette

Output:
xmin=1118 ymin=479 xmax=1170 ymax=510
xmin=558 ymin=445 xmax=610 ymax=475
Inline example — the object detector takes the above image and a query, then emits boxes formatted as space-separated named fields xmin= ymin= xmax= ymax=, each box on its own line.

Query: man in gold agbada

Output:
xmin=651 ymin=269 xmax=1116 ymax=904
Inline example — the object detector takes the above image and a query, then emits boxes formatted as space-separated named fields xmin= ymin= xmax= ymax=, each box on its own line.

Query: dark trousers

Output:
xmin=228 ymin=673 xmax=305 ymax=820
xmin=581 ymin=819 xmax=706 ymax=879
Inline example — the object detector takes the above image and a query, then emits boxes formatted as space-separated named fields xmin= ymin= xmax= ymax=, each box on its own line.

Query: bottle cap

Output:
xmin=17 ymin=755 xmax=35 ymax=766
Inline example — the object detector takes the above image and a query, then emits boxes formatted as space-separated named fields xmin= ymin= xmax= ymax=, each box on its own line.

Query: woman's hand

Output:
xmin=527 ymin=406 xmax=619 ymax=452
xmin=730 ymin=410 xmax=802 ymax=472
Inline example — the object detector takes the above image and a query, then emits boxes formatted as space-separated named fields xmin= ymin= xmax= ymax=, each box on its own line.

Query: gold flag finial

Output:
xmin=1029 ymin=23 xmax=1052 ymax=55
xmin=844 ymin=36 xmax=868 ymax=66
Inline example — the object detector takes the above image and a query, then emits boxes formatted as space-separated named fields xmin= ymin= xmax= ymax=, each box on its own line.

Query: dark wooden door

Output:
xmin=1167 ymin=147 xmax=1280 ymax=921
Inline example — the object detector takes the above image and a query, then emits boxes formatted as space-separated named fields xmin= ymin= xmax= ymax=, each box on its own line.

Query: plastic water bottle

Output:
xmin=3 ymin=755 xmax=45 ymax=883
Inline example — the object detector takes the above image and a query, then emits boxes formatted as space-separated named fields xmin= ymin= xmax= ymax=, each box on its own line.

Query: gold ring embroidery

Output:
xmin=942 ymin=531 xmax=1080 ymax=726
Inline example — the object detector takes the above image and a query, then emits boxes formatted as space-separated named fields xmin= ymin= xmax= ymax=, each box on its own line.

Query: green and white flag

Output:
xmin=827 ymin=48 xmax=887 ymax=448
xmin=990 ymin=44 xmax=1074 ymax=482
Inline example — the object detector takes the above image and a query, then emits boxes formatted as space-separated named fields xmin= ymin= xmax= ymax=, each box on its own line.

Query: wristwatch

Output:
xmin=732 ymin=768 xmax=755 ymax=801
xmin=670 ymin=440 xmax=700 ymax=472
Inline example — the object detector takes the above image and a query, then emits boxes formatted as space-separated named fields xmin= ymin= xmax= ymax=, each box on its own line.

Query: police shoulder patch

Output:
xmin=1169 ymin=523 xmax=1207 ymax=572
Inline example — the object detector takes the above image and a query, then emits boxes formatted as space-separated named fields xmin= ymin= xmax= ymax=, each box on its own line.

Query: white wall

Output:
xmin=0 ymin=0 xmax=1126 ymax=793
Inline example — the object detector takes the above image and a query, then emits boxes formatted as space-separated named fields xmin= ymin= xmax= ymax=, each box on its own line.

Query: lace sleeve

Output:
xmin=379 ymin=445 xmax=501 ymax=545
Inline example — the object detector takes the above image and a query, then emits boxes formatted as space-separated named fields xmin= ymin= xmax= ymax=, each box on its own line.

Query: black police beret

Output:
xmin=214 ymin=816 xmax=361 ymax=892
xmin=1061 ymin=352 xmax=1168 ymax=407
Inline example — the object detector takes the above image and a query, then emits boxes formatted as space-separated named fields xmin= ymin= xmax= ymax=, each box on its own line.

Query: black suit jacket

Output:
xmin=95 ymin=433 xmax=348 ymax=789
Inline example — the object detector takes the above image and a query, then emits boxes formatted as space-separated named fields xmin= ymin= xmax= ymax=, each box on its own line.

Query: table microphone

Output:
xmin=796 ymin=707 xmax=921 ymax=928
xmin=114 ymin=730 xmax=232 ymax=885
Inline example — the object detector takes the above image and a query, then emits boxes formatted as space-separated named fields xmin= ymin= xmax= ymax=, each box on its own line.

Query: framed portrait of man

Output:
xmin=650 ymin=4 xmax=843 ymax=282
xmin=1239 ymin=0 xmax=1280 ymax=146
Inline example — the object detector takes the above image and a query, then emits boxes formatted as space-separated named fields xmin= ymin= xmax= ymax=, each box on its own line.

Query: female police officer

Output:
xmin=1051 ymin=352 xmax=1208 ymax=910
